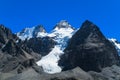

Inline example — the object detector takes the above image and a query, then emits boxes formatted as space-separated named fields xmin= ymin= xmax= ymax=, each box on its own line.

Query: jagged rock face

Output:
xmin=0 ymin=25 xmax=36 ymax=73
xmin=2 ymin=39 xmax=23 ymax=56
xmin=1 ymin=39 xmax=35 ymax=73
xmin=23 ymin=37 xmax=56 ymax=56
xmin=0 ymin=25 xmax=18 ymax=48
xmin=59 ymin=20 xmax=120 ymax=72
xmin=17 ymin=39 xmax=42 ymax=61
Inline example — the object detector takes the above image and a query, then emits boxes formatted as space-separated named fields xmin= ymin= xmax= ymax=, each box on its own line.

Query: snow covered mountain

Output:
xmin=17 ymin=20 xmax=76 ymax=74
xmin=17 ymin=25 xmax=47 ymax=40
xmin=109 ymin=38 xmax=120 ymax=56
xmin=16 ymin=20 xmax=120 ymax=74
xmin=36 ymin=20 xmax=76 ymax=74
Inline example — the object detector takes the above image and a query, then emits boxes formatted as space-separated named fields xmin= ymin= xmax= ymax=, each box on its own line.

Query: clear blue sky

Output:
xmin=0 ymin=0 xmax=120 ymax=40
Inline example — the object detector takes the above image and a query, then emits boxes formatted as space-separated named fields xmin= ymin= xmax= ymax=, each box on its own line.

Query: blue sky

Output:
xmin=0 ymin=0 xmax=120 ymax=40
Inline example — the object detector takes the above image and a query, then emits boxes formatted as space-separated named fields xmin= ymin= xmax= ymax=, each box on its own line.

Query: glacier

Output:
xmin=36 ymin=22 xmax=75 ymax=74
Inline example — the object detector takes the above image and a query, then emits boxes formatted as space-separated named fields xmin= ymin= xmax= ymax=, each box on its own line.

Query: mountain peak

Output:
xmin=17 ymin=25 xmax=47 ymax=40
xmin=34 ymin=25 xmax=46 ymax=33
xmin=32 ymin=25 xmax=47 ymax=37
xmin=59 ymin=20 xmax=120 ymax=72
xmin=54 ymin=20 xmax=73 ymax=29
xmin=81 ymin=20 xmax=98 ymax=30
xmin=71 ymin=20 xmax=105 ymax=44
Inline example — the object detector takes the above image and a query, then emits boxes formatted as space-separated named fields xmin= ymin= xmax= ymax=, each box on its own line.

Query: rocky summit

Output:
xmin=0 ymin=20 xmax=120 ymax=80
xmin=54 ymin=20 xmax=73 ymax=29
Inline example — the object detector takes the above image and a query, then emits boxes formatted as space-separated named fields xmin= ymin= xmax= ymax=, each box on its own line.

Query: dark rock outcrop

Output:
xmin=23 ymin=37 xmax=56 ymax=56
xmin=59 ymin=20 xmax=120 ymax=72
xmin=0 ymin=24 xmax=18 ymax=48
xmin=2 ymin=39 xmax=24 ymax=56
xmin=17 ymin=39 xmax=41 ymax=61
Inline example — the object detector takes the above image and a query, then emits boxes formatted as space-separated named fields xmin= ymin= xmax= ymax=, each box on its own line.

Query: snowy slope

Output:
xmin=36 ymin=20 xmax=76 ymax=74
xmin=36 ymin=46 xmax=63 ymax=73
xmin=109 ymin=38 xmax=120 ymax=56
xmin=17 ymin=25 xmax=47 ymax=40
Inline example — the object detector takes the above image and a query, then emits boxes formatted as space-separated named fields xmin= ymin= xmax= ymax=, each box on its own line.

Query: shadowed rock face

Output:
xmin=2 ymin=39 xmax=24 ymax=56
xmin=0 ymin=25 xmax=18 ymax=48
xmin=23 ymin=36 xmax=56 ymax=56
xmin=59 ymin=20 xmax=120 ymax=72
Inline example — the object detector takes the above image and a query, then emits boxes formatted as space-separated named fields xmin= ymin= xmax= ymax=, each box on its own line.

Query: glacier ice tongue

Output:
xmin=36 ymin=46 xmax=63 ymax=73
